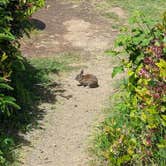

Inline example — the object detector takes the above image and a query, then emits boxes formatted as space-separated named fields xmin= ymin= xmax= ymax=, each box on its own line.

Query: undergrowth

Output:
xmin=93 ymin=11 xmax=166 ymax=166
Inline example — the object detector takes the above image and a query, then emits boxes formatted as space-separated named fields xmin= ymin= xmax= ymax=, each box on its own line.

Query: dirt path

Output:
xmin=20 ymin=0 xmax=122 ymax=165
xmin=21 ymin=56 xmax=117 ymax=166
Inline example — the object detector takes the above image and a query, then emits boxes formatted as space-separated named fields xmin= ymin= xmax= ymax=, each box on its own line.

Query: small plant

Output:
xmin=94 ymin=12 xmax=166 ymax=165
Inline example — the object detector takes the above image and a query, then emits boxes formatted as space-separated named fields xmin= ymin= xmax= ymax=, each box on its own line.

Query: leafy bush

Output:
xmin=0 ymin=0 xmax=44 ymax=114
xmin=94 ymin=12 xmax=166 ymax=165
xmin=0 ymin=0 xmax=44 ymax=164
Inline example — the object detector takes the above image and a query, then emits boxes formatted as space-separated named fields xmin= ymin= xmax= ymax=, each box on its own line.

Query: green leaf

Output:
xmin=141 ymin=38 xmax=150 ymax=46
xmin=0 ymin=33 xmax=15 ymax=41
xmin=117 ymin=155 xmax=131 ymax=165
xmin=0 ymin=0 xmax=9 ymax=5
xmin=3 ymin=138 xmax=14 ymax=145
xmin=0 ymin=77 xmax=5 ymax=82
xmin=5 ymin=100 xmax=21 ymax=110
xmin=0 ymin=53 xmax=8 ymax=62
xmin=105 ymin=49 xmax=121 ymax=56
xmin=112 ymin=66 xmax=124 ymax=78
xmin=0 ymin=83 xmax=13 ymax=90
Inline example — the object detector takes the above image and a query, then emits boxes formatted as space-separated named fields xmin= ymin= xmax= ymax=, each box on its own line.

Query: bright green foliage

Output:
xmin=95 ymin=12 xmax=166 ymax=165
xmin=0 ymin=0 xmax=44 ymax=165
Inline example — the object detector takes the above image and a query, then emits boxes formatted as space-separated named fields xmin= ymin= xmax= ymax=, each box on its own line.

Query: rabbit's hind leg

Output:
xmin=89 ymin=83 xmax=99 ymax=88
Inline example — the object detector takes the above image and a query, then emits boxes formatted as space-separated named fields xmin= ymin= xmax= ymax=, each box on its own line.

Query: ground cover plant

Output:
xmin=93 ymin=11 xmax=166 ymax=166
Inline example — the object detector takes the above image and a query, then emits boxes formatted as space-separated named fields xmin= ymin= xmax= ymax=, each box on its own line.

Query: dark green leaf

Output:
xmin=0 ymin=33 xmax=15 ymax=41
xmin=0 ymin=83 xmax=13 ymax=90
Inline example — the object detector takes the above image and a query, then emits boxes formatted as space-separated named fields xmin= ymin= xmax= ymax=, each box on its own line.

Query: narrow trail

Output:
xmin=20 ymin=0 xmax=123 ymax=165
xmin=22 ymin=56 xmax=116 ymax=166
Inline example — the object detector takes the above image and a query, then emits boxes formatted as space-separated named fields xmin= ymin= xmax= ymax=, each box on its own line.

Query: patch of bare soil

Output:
xmin=109 ymin=7 xmax=127 ymax=18
xmin=21 ymin=0 xmax=116 ymax=57
xmin=19 ymin=0 xmax=121 ymax=165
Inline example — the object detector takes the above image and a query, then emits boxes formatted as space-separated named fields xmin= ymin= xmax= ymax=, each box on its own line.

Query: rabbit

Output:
xmin=75 ymin=70 xmax=99 ymax=88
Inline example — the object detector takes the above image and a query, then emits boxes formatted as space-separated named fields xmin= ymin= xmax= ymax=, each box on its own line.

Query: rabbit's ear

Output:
xmin=80 ymin=70 xmax=84 ymax=75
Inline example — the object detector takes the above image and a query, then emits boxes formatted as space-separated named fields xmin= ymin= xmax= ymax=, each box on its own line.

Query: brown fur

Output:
xmin=75 ymin=70 xmax=99 ymax=88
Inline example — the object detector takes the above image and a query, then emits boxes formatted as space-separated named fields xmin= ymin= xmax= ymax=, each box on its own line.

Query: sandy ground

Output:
xmin=21 ymin=55 xmax=118 ymax=166
xmin=19 ymin=0 xmax=124 ymax=165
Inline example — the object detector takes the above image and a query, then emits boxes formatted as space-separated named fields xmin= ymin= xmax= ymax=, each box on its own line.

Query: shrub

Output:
xmin=0 ymin=0 xmax=45 ymax=114
xmin=95 ymin=12 xmax=166 ymax=165
xmin=0 ymin=0 xmax=44 ymax=164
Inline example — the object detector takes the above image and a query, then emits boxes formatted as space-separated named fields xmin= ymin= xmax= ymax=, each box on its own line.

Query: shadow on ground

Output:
xmin=0 ymin=57 xmax=65 ymax=164
xmin=30 ymin=18 xmax=46 ymax=30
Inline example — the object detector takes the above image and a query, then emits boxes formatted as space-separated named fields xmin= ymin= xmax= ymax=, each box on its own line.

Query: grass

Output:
xmin=104 ymin=12 xmax=119 ymax=20
xmin=29 ymin=52 xmax=83 ymax=84
xmin=63 ymin=0 xmax=166 ymax=22
xmin=107 ymin=0 xmax=166 ymax=20
xmin=30 ymin=52 xmax=81 ymax=74
xmin=94 ymin=0 xmax=166 ymax=29
xmin=95 ymin=0 xmax=166 ymax=19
